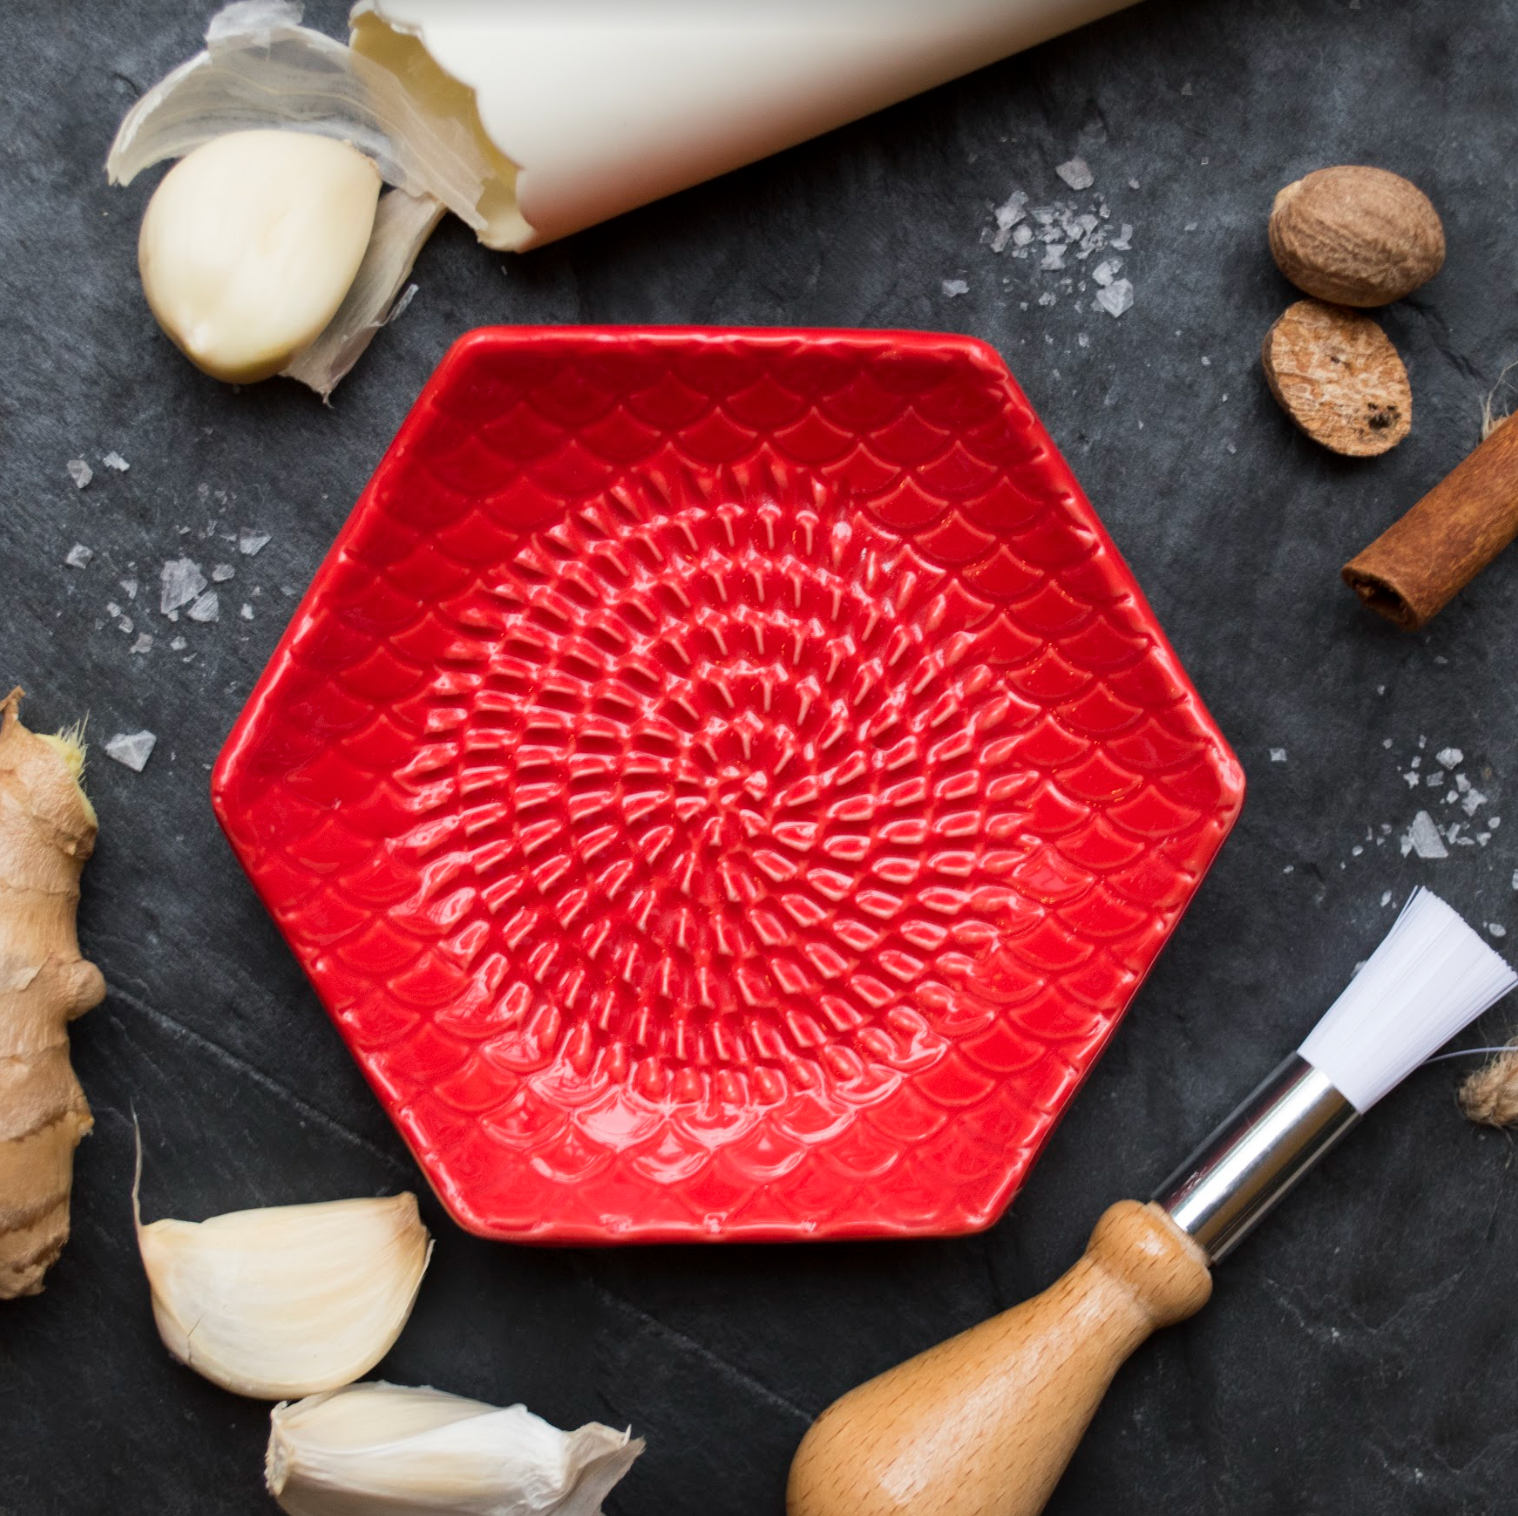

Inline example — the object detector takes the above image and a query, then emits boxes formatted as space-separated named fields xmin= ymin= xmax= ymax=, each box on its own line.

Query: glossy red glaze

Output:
xmin=212 ymin=328 xmax=1243 ymax=1244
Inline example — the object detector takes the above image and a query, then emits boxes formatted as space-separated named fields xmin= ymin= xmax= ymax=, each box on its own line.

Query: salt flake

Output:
xmin=161 ymin=558 xmax=208 ymax=615
xmin=64 ymin=544 xmax=93 ymax=569
xmin=66 ymin=459 xmax=92 ymax=490
xmin=211 ymin=563 xmax=236 ymax=583
xmin=105 ymin=730 xmax=156 ymax=772
xmin=1095 ymin=279 xmax=1133 ymax=318
xmin=1056 ymin=157 xmax=1094 ymax=190
xmin=1403 ymin=811 xmax=1448 ymax=859
xmin=238 ymin=530 xmax=271 ymax=556
xmin=187 ymin=590 xmax=220 ymax=623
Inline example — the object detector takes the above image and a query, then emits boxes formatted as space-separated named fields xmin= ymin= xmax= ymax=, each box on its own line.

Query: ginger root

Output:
xmin=0 ymin=688 xmax=105 ymax=1298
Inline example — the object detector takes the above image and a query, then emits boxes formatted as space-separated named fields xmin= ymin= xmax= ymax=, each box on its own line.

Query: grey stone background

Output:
xmin=2 ymin=1 xmax=1516 ymax=1512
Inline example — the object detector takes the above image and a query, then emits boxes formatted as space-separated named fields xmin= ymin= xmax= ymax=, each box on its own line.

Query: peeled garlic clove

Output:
xmin=136 ymin=1190 xmax=431 ymax=1399
xmin=138 ymin=129 xmax=382 ymax=383
xmin=266 ymin=1381 xmax=643 ymax=1516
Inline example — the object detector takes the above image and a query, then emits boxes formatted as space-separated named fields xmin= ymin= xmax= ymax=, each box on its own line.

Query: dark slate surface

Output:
xmin=2 ymin=1 xmax=1516 ymax=1512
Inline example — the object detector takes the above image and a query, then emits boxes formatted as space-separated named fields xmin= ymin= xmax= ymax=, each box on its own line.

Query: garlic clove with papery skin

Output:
xmin=137 ymin=129 xmax=382 ymax=383
xmin=265 ymin=1381 xmax=644 ymax=1516
xmin=136 ymin=1189 xmax=431 ymax=1399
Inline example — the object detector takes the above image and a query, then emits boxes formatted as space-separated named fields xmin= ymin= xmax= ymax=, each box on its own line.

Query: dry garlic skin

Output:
xmin=138 ymin=129 xmax=381 ymax=383
xmin=137 ymin=1191 xmax=431 ymax=1399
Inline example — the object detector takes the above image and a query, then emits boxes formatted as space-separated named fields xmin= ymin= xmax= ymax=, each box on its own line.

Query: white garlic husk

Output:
xmin=136 ymin=1189 xmax=432 ymax=1399
xmin=265 ymin=1381 xmax=644 ymax=1516
xmin=138 ymin=128 xmax=383 ymax=383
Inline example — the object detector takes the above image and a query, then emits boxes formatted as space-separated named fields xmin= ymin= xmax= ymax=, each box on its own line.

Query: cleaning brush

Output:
xmin=787 ymin=887 xmax=1517 ymax=1516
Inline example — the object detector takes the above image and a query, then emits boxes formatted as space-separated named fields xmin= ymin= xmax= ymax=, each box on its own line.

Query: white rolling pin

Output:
xmin=351 ymin=0 xmax=1143 ymax=249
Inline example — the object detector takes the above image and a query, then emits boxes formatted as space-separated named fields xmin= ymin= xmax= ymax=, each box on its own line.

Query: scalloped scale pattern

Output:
xmin=212 ymin=328 xmax=1243 ymax=1243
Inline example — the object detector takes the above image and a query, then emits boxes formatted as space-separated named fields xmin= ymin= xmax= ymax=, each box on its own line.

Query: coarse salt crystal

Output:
xmin=66 ymin=459 xmax=92 ymax=490
xmin=161 ymin=557 xmax=207 ymax=615
xmin=211 ymin=563 xmax=236 ymax=583
xmin=187 ymin=591 xmax=220 ymax=623
xmin=995 ymin=192 xmax=1027 ymax=229
xmin=1056 ymin=157 xmax=1094 ymax=190
xmin=1269 ymin=748 xmax=1287 ymax=763
xmin=1403 ymin=811 xmax=1447 ymax=859
xmin=1491 ymin=924 xmax=1508 ymax=939
xmin=130 ymin=634 xmax=153 ymax=655
xmin=119 ymin=577 xmax=138 ymax=599
xmin=238 ymin=530 xmax=271 ymax=556
xmin=1092 ymin=259 xmax=1121 ymax=287
xmin=240 ymin=603 xmax=254 ymax=621
xmin=1436 ymin=747 xmax=1463 ymax=768
xmin=64 ymin=544 xmax=92 ymax=569
xmin=941 ymin=278 xmax=969 ymax=297
xmin=101 ymin=451 xmax=129 ymax=472
xmin=1095 ymin=279 xmax=1133 ymax=317
xmin=104 ymin=730 xmax=156 ymax=772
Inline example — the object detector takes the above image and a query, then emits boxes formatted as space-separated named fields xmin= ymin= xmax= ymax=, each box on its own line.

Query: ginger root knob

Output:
xmin=0 ymin=689 xmax=105 ymax=1298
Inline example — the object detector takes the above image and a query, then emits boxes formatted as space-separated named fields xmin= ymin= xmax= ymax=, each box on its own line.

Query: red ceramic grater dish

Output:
xmin=212 ymin=327 xmax=1243 ymax=1245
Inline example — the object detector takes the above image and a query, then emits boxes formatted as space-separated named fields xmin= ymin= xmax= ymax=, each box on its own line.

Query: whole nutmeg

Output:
xmin=1269 ymin=165 xmax=1444 ymax=306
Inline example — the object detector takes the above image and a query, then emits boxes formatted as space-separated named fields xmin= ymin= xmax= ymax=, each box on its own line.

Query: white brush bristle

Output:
xmin=1298 ymin=887 xmax=1517 ymax=1112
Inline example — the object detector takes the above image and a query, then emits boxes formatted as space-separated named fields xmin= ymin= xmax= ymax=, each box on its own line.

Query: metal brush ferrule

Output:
xmin=1152 ymin=1054 xmax=1359 ymax=1264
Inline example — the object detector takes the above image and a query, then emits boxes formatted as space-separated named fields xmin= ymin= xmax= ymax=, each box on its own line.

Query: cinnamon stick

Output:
xmin=1343 ymin=415 xmax=1518 ymax=629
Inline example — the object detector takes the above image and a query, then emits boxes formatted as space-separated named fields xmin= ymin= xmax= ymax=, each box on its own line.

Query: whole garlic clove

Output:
xmin=265 ymin=1381 xmax=644 ymax=1516
xmin=137 ymin=129 xmax=382 ymax=383
xmin=136 ymin=1189 xmax=431 ymax=1399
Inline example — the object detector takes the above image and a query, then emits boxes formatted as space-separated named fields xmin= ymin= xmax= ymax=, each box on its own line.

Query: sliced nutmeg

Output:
xmin=1269 ymin=165 xmax=1444 ymax=307
xmin=1261 ymin=300 xmax=1411 ymax=457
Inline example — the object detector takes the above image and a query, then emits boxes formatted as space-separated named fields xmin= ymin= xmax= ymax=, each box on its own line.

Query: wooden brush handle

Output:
xmin=786 ymin=1201 xmax=1212 ymax=1516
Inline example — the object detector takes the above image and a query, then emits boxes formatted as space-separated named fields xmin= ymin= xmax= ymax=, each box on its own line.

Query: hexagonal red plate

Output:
xmin=213 ymin=328 xmax=1242 ymax=1244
